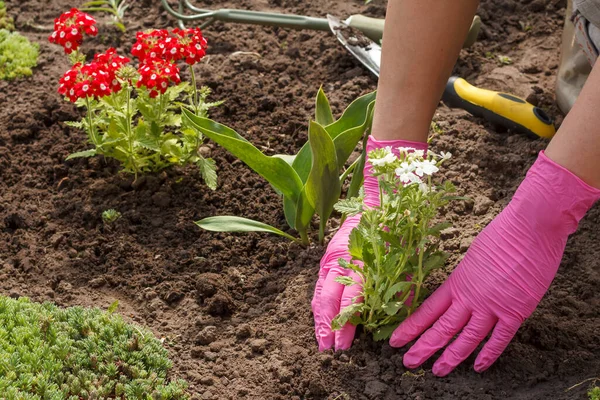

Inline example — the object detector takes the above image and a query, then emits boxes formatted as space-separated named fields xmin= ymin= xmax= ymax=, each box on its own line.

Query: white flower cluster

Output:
xmin=368 ymin=146 xmax=452 ymax=193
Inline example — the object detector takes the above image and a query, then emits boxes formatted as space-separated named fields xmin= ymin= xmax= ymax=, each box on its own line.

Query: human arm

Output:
xmin=312 ymin=0 xmax=480 ymax=351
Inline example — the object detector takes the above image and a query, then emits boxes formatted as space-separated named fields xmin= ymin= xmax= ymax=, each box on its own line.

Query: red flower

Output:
xmin=137 ymin=59 xmax=181 ymax=98
xmin=59 ymin=60 xmax=119 ymax=102
xmin=49 ymin=8 xmax=98 ymax=54
xmin=169 ymin=28 xmax=208 ymax=65
xmin=131 ymin=29 xmax=169 ymax=62
xmin=93 ymin=48 xmax=131 ymax=91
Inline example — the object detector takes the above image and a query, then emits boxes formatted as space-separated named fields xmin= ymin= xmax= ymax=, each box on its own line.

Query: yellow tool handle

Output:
xmin=442 ymin=77 xmax=556 ymax=139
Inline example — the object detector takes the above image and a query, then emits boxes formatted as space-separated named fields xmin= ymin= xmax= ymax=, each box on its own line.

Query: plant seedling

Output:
xmin=82 ymin=0 xmax=129 ymax=32
xmin=0 ymin=29 xmax=38 ymax=80
xmin=331 ymin=147 xmax=459 ymax=340
xmin=190 ymin=88 xmax=376 ymax=245
xmin=102 ymin=208 xmax=122 ymax=224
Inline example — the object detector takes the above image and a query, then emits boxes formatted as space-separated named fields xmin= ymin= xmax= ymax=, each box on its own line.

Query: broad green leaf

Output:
xmin=372 ymin=323 xmax=400 ymax=341
xmin=291 ymin=91 xmax=377 ymax=184
xmin=335 ymin=276 xmax=358 ymax=286
xmin=273 ymin=154 xmax=296 ymax=167
xmin=331 ymin=99 xmax=375 ymax=170
xmin=182 ymin=109 xmax=303 ymax=203
xmin=294 ymin=189 xmax=314 ymax=237
xmin=195 ymin=216 xmax=298 ymax=242
xmin=383 ymin=282 xmax=412 ymax=303
xmin=305 ymin=121 xmax=340 ymax=227
xmin=382 ymin=300 xmax=404 ymax=316
xmin=331 ymin=302 xmax=364 ymax=331
xmin=315 ymin=87 xmax=334 ymax=126
xmin=427 ymin=222 xmax=453 ymax=237
xmin=423 ymin=252 xmax=449 ymax=274
xmin=197 ymin=157 xmax=217 ymax=190
xmin=66 ymin=149 xmax=97 ymax=160
xmin=347 ymin=148 xmax=365 ymax=200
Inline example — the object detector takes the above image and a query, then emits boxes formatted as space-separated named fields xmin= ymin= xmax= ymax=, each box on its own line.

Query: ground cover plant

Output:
xmin=49 ymin=9 xmax=221 ymax=186
xmin=191 ymin=88 xmax=376 ymax=244
xmin=331 ymin=147 xmax=456 ymax=339
xmin=0 ymin=29 xmax=38 ymax=80
xmin=0 ymin=296 xmax=188 ymax=399
xmin=0 ymin=1 xmax=14 ymax=31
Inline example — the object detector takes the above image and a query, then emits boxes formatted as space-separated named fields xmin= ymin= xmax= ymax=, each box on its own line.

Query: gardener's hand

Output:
xmin=390 ymin=151 xmax=600 ymax=376
xmin=313 ymin=136 xmax=428 ymax=351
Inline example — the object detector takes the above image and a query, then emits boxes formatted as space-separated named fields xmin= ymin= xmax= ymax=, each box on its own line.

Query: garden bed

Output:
xmin=1 ymin=0 xmax=599 ymax=398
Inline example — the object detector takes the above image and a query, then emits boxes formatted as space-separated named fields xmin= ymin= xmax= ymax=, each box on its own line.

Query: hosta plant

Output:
xmin=0 ymin=296 xmax=188 ymax=399
xmin=190 ymin=89 xmax=376 ymax=245
xmin=331 ymin=147 xmax=458 ymax=340
xmin=49 ymin=9 xmax=221 ymax=187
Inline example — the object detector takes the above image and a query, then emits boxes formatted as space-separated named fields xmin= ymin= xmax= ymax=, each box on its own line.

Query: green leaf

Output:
xmin=372 ymin=323 xmax=400 ymax=341
xmin=423 ymin=252 xmax=449 ymax=274
xmin=80 ymin=6 xmax=118 ymax=14
xmin=335 ymin=276 xmax=358 ymax=286
xmin=291 ymin=91 xmax=377 ymax=185
xmin=334 ymin=197 xmax=362 ymax=216
xmin=331 ymin=303 xmax=364 ymax=331
xmin=331 ymin=99 xmax=375 ymax=171
xmin=195 ymin=216 xmax=298 ymax=242
xmin=346 ymin=134 xmax=368 ymax=200
xmin=182 ymin=109 xmax=303 ymax=203
xmin=348 ymin=228 xmax=364 ymax=260
xmin=382 ymin=300 xmax=404 ymax=316
xmin=197 ymin=157 xmax=217 ymax=190
xmin=107 ymin=300 xmax=119 ymax=313
xmin=427 ymin=222 xmax=452 ymax=237
xmin=383 ymin=281 xmax=412 ymax=303
xmin=63 ymin=121 xmax=84 ymax=129
xmin=315 ymin=87 xmax=334 ymax=126
xmin=66 ymin=149 xmax=97 ymax=160
xmin=305 ymin=121 xmax=341 ymax=230
xmin=294 ymin=190 xmax=314 ymax=239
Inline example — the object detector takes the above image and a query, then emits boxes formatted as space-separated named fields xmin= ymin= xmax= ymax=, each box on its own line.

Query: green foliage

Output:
xmin=0 ymin=296 xmax=188 ymax=399
xmin=331 ymin=149 xmax=458 ymax=339
xmin=189 ymin=88 xmax=376 ymax=245
xmin=0 ymin=1 xmax=15 ymax=31
xmin=590 ymin=386 xmax=600 ymax=400
xmin=82 ymin=0 xmax=129 ymax=32
xmin=0 ymin=29 xmax=38 ymax=80
xmin=67 ymin=80 xmax=220 ymax=188
xmin=102 ymin=209 xmax=122 ymax=224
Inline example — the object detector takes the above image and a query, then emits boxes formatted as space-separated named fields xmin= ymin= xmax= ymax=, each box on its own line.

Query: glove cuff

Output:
xmin=510 ymin=150 xmax=600 ymax=235
xmin=363 ymin=136 xmax=428 ymax=207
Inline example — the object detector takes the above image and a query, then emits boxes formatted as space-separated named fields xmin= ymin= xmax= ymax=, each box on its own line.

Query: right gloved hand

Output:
xmin=311 ymin=136 xmax=428 ymax=351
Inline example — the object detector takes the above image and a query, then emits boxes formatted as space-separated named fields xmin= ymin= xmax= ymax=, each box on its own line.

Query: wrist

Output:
xmin=507 ymin=151 xmax=600 ymax=235
xmin=363 ymin=136 xmax=428 ymax=207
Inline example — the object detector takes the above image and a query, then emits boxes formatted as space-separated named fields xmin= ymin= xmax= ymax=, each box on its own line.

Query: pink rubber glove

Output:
xmin=312 ymin=136 xmax=428 ymax=351
xmin=390 ymin=151 xmax=600 ymax=376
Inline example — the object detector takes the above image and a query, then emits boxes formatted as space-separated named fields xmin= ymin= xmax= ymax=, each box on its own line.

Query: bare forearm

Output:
xmin=372 ymin=0 xmax=479 ymax=142
xmin=546 ymin=61 xmax=600 ymax=188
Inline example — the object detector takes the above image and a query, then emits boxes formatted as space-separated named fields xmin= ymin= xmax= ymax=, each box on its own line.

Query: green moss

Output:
xmin=0 ymin=1 xmax=15 ymax=31
xmin=590 ymin=385 xmax=600 ymax=400
xmin=0 ymin=296 xmax=188 ymax=399
xmin=0 ymin=29 xmax=38 ymax=80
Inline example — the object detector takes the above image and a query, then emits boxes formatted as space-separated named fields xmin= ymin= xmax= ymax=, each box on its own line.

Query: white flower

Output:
xmin=399 ymin=172 xmax=422 ymax=185
xmin=371 ymin=152 xmax=397 ymax=167
xmin=419 ymin=183 xmax=430 ymax=193
xmin=414 ymin=160 xmax=439 ymax=177
xmin=395 ymin=161 xmax=415 ymax=177
xmin=440 ymin=151 xmax=452 ymax=160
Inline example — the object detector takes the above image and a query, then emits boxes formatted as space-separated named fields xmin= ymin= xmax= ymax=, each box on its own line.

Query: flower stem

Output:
xmin=125 ymin=86 xmax=138 ymax=180
xmin=189 ymin=64 xmax=199 ymax=115
xmin=85 ymin=97 xmax=98 ymax=147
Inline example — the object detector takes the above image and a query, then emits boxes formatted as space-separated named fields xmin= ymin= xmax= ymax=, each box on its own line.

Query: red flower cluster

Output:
xmin=49 ymin=8 xmax=98 ymax=54
xmin=131 ymin=28 xmax=207 ymax=65
xmin=137 ymin=60 xmax=181 ymax=98
xmin=59 ymin=49 xmax=129 ymax=102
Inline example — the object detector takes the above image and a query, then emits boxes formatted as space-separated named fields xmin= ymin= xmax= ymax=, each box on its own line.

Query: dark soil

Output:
xmin=1 ymin=0 xmax=598 ymax=399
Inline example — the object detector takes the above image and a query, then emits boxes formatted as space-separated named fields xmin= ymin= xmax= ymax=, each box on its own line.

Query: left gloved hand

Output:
xmin=389 ymin=151 xmax=600 ymax=376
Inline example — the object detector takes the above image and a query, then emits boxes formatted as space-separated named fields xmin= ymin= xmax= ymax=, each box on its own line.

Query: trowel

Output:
xmin=327 ymin=15 xmax=556 ymax=139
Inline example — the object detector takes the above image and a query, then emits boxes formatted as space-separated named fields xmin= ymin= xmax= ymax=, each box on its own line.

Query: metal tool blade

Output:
xmin=327 ymin=14 xmax=381 ymax=77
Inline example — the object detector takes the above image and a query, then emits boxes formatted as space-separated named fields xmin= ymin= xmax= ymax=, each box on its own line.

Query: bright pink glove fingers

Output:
xmin=316 ymin=269 xmax=347 ymax=350
xmin=474 ymin=320 xmax=520 ymax=372
xmin=432 ymin=314 xmax=496 ymax=377
xmin=334 ymin=271 xmax=364 ymax=350
xmin=402 ymin=303 xmax=470 ymax=369
xmin=390 ymin=284 xmax=452 ymax=348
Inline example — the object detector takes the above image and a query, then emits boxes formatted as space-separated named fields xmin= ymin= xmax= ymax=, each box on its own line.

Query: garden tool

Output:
xmin=327 ymin=15 xmax=556 ymax=139
xmin=160 ymin=0 xmax=480 ymax=47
